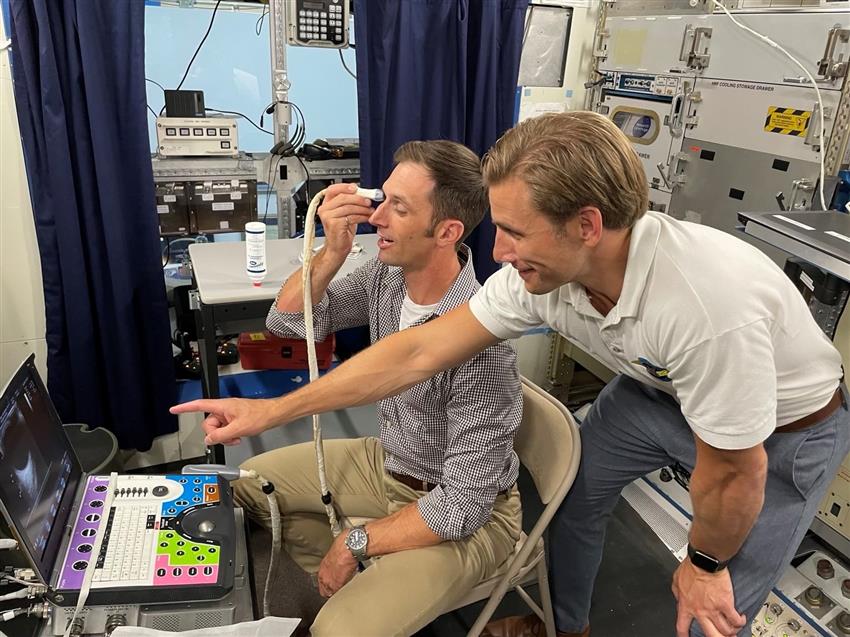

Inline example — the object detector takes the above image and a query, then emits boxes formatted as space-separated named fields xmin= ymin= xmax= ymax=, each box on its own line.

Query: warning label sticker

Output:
xmin=764 ymin=107 xmax=811 ymax=136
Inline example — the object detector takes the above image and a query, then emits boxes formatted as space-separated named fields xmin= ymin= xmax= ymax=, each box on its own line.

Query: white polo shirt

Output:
xmin=469 ymin=210 xmax=843 ymax=450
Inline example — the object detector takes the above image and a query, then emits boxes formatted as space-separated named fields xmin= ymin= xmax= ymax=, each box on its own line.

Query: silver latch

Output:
xmin=804 ymin=102 xmax=832 ymax=148
xmin=188 ymin=289 xmax=201 ymax=311
xmin=817 ymin=25 xmax=850 ymax=82
xmin=656 ymin=153 xmax=690 ymax=190
xmin=679 ymin=25 xmax=712 ymax=71
xmin=683 ymin=90 xmax=701 ymax=129
xmin=789 ymin=178 xmax=814 ymax=210
xmin=593 ymin=28 xmax=610 ymax=61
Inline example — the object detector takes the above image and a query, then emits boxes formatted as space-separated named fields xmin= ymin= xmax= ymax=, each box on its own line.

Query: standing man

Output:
xmin=174 ymin=112 xmax=849 ymax=637
xmin=177 ymin=140 xmax=523 ymax=637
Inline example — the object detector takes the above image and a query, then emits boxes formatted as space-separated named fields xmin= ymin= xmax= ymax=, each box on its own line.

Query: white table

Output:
xmin=187 ymin=234 xmax=379 ymax=462
xmin=189 ymin=234 xmax=379 ymax=304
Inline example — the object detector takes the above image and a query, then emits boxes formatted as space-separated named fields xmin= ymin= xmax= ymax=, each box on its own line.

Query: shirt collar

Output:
xmin=616 ymin=211 xmax=661 ymax=319
xmin=388 ymin=244 xmax=478 ymax=327
xmin=556 ymin=211 xmax=661 ymax=321
xmin=432 ymin=244 xmax=479 ymax=317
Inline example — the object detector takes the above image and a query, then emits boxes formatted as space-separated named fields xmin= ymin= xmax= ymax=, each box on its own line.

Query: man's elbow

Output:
xmin=725 ymin=444 xmax=768 ymax=493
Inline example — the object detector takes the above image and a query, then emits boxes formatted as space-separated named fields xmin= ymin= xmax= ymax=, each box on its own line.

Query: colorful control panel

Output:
xmin=55 ymin=474 xmax=234 ymax=605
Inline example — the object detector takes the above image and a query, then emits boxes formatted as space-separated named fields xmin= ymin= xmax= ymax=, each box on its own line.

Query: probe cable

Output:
xmin=301 ymin=188 xmax=343 ymax=538
xmin=243 ymin=470 xmax=281 ymax=617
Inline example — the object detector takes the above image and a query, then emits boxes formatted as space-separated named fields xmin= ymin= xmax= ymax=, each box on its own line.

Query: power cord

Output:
xmin=295 ymin=154 xmax=312 ymax=206
xmin=262 ymin=154 xmax=285 ymax=223
xmin=145 ymin=77 xmax=166 ymax=92
xmin=174 ymin=0 xmax=222 ymax=93
xmin=583 ymin=70 xmax=607 ymax=90
xmin=256 ymin=6 xmax=268 ymax=36
xmin=205 ymin=107 xmax=273 ymax=136
xmin=159 ymin=0 xmax=223 ymax=116
xmin=338 ymin=49 xmax=357 ymax=80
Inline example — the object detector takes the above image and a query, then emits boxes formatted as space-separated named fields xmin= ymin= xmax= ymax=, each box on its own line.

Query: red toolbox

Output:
xmin=238 ymin=331 xmax=335 ymax=370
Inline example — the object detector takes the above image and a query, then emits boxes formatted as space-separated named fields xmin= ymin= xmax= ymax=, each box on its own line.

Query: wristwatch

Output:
xmin=345 ymin=525 xmax=369 ymax=561
xmin=687 ymin=544 xmax=730 ymax=573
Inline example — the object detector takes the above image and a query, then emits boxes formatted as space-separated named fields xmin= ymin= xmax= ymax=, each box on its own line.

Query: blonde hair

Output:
xmin=394 ymin=140 xmax=487 ymax=246
xmin=482 ymin=111 xmax=648 ymax=230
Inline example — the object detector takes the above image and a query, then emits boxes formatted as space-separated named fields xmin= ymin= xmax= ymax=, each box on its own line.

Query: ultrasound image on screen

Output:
xmin=0 ymin=373 xmax=74 ymax=561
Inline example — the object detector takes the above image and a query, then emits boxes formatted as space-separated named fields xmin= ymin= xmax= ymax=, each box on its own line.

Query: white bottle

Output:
xmin=245 ymin=221 xmax=267 ymax=287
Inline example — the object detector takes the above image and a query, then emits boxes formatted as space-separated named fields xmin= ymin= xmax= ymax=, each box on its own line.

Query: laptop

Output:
xmin=0 ymin=355 xmax=235 ymax=606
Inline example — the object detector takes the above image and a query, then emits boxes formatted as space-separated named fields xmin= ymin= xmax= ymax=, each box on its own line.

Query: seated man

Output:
xmin=233 ymin=141 xmax=523 ymax=636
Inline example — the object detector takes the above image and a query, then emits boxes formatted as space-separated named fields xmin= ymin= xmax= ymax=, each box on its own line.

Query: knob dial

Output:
xmin=804 ymin=585 xmax=823 ymax=607
xmin=817 ymin=558 xmax=835 ymax=579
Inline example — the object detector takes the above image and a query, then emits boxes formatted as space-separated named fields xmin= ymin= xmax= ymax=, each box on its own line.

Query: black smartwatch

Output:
xmin=687 ymin=544 xmax=730 ymax=573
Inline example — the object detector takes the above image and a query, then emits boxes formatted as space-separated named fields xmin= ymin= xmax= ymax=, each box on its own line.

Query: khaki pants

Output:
xmin=234 ymin=437 xmax=522 ymax=637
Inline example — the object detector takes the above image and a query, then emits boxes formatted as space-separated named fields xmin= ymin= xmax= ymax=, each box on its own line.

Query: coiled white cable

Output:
xmin=247 ymin=470 xmax=282 ymax=617
xmin=299 ymin=186 xmax=383 ymax=541
xmin=301 ymin=188 xmax=343 ymax=539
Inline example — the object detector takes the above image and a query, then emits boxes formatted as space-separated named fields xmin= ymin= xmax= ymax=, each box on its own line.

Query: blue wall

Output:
xmin=144 ymin=4 xmax=358 ymax=152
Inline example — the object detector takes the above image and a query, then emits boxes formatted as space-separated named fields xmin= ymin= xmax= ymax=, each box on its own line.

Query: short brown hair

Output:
xmin=394 ymin=140 xmax=487 ymax=246
xmin=482 ymin=111 xmax=648 ymax=230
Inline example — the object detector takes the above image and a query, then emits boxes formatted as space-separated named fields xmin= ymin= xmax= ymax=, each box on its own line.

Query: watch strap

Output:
xmin=687 ymin=544 xmax=730 ymax=573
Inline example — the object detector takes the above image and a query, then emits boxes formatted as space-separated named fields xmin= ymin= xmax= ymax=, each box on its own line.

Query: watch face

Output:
xmin=690 ymin=549 xmax=721 ymax=572
xmin=346 ymin=527 xmax=368 ymax=550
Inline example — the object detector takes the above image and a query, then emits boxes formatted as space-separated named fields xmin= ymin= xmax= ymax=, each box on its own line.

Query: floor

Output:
xmin=247 ymin=465 xmax=679 ymax=637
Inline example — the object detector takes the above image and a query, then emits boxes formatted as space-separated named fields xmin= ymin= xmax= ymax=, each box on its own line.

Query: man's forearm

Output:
xmin=261 ymin=305 xmax=500 ymax=431
xmin=364 ymin=503 xmax=442 ymax=556
xmin=688 ymin=463 xmax=766 ymax=560
xmin=276 ymin=247 xmax=347 ymax=312
xmin=267 ymin=327 xmax=436 ymax=427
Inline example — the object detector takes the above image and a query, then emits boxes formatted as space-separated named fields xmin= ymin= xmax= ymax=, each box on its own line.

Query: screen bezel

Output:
xmin=0 ymin=355 xmax=83 ymax=584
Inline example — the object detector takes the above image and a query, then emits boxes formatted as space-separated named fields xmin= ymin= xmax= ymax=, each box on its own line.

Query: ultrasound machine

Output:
xmin=0 ymin=357 xmax=254 ymax=636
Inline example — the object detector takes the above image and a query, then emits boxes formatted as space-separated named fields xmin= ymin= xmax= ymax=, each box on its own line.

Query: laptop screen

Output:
xmin=0 ymin=356 xmax=82 ymax=583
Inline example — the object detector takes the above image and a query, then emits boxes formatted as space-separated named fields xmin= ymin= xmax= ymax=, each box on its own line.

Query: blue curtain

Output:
xmin=9 ymin=1 xmax=177 ymax=450
xmin=354 ymin=0 xmax=528 ymax=281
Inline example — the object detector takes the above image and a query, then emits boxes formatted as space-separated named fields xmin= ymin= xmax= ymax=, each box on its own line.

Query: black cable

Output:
xmin=259 ymin=101 xmax=275 ymax=129
xmin=295 ymin=153 xmax=312 ymax=205
xmin=263 ymin=154 xmax=285 ymax=223
xmin=146 ymin=77 xmax=166 ymax=92
xmin=338 ymin=49 xmax=357 ymax=80
xmin=255 ymin=6 xmax=268 ymax=35
xmin=205 ymin=107 xmax=273 ymax=135
xmin=147 ymin=104 xmax=158 ymax=119
xmin=171 ymin=0 xmax=223 ymax=103
xmin=287 ymin=101 xmax=307 ymax=149
xmin=269 ymin=100 xmax=307 ymax=157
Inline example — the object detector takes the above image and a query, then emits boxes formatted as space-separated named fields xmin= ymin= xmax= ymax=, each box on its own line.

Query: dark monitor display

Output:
xmin=0 ymin=357 xmax=81 ymax=583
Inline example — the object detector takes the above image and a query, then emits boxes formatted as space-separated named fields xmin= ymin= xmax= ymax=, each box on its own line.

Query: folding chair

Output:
xmin=340 ymin=377 xmax=581 ymax=636
xmin=450 ymin=377 xmax=582 ymax=637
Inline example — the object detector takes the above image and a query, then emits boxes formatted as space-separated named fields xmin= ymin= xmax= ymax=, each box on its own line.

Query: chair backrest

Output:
xmin=514 ymin=378 xmax=581 ymax=505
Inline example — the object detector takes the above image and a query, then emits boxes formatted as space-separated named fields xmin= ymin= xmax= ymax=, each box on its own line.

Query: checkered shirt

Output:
xmin=266 ymin=245 xmax=522 ymax=540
